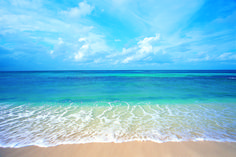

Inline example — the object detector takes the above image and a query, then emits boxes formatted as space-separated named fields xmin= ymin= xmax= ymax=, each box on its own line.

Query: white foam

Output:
xmin=0 ymin=102 xmax=235 ymax=148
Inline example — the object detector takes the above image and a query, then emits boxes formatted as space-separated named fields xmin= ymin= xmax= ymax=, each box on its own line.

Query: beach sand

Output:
xmin=0 ymin=141 xmax=236 ymax=157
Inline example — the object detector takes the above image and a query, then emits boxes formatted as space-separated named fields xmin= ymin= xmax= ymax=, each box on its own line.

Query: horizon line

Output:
xmin=1 ymin=69 xmax=236 ymax=72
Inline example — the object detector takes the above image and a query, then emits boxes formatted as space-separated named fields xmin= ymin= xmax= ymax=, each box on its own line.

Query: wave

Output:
xmin=0 ymin=102 xmax=235 ymax=148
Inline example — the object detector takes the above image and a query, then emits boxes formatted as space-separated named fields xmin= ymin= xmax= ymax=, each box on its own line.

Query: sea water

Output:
xmin=0 ymin=70 xmax=235 ymax=147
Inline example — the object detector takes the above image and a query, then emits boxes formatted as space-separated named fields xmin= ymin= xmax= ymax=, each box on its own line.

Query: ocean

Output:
xmin=0 ymin=70 xmax=235 ymax=147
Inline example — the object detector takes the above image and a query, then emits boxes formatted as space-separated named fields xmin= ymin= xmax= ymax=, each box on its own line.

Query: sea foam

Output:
xmin=0 ymin=102 xmax=235 ymax=148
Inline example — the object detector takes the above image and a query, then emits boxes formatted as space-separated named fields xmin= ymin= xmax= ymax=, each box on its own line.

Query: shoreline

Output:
xmin=0 ymin=141 xmax=236 ymax=157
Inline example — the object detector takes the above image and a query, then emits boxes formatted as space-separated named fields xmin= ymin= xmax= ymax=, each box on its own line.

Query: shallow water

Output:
xmin=0 ymin=70 xmax=235 ymax=147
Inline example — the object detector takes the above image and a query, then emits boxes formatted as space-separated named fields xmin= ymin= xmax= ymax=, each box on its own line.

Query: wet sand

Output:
xmin=0 ymin=141 xmax=236 ymax=157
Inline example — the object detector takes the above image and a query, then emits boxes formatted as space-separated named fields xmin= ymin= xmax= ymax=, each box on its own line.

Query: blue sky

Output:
xmin=0 ymin=0 xmax=236 ymax=70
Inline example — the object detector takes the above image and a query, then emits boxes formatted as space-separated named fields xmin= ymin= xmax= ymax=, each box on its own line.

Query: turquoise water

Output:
xmin=0 ymin=70 xmax=235 ymax=147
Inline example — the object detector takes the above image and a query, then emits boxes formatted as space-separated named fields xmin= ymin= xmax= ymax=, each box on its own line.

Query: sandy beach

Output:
xmin=0 ymin=141 xmax=236 ymax=157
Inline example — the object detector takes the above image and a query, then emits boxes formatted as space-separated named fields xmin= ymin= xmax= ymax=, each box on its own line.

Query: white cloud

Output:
xmin=138 ymin=34 xmax=160 ymax=54
xmin=73 ymin=33 xmax=110 ymax=62
xmin=188 ymin=55 xmax=210 ymax=62
xmin=78 ymin=38 xmax=86 ymax=42
xmin=78 ymin=33 xmax=109 ymax=54
xmin=120 ymin=34 xmax=160 ymax=63
xmin=81 ymin=44 xmax=89 ymax=49
xmin=218 ymin=53 xmax=232 ymax=59
xmin=0 ymin=1 xmax=108 ymax=63
xmin=3 ymin=0 xmax=234 ymax=69
xmin=74 ymin=43 xmax=89 ymax=61
xmin=58 ymin=38 xmax=63 ymax=45
xmin=121 ymin=47 xmax=137 ymax=55
xmin=218 ymin=53 xmax=236 ymax=61
xmin=122 ymin=56 xmax=134 ymax=63
xmin=44 ymin=30 xmax=110 ymax=63
xmin=9 ymin=0 xmax=42 ymax=9
xmin=74 ymin=51 xmax=84 ymax=61
xmin=62 ymin=1 xmax=94 ymax=17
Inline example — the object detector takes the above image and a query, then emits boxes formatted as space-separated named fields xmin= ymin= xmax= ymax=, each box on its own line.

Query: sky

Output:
xmin=0 ymin=0 xmax=236 ymax=70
